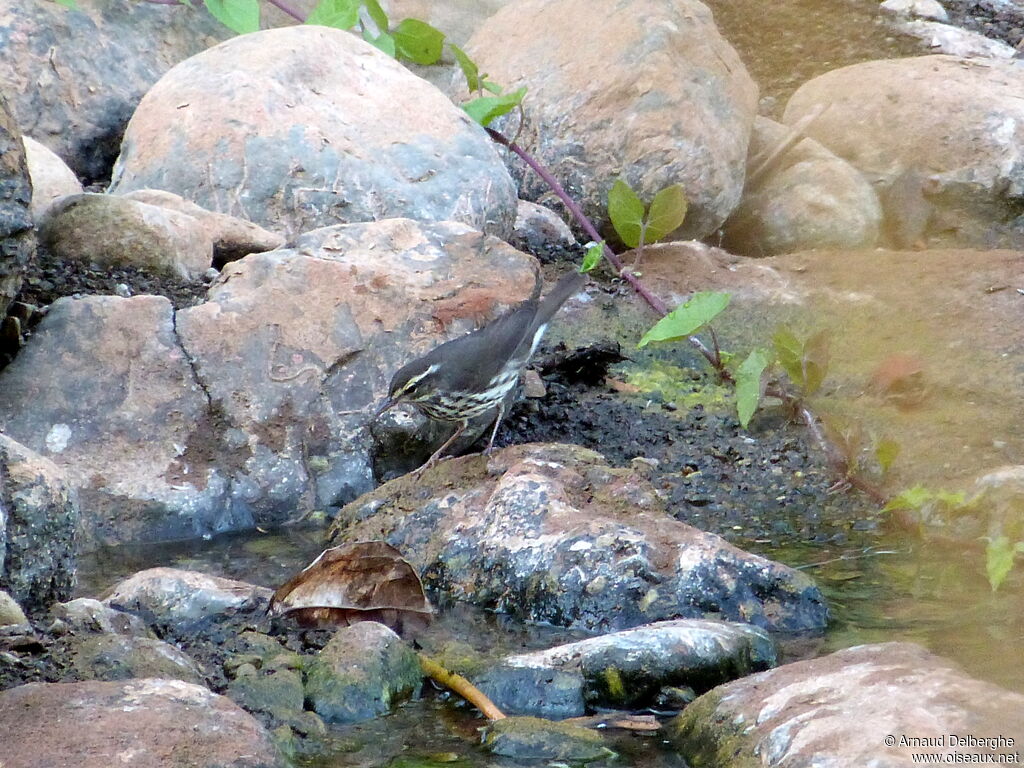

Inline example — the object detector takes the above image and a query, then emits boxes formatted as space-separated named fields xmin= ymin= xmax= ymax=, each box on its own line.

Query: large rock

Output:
xmin=0 ymin=295 xmax=222 ymax=549
xmin=722 ymin=116 xmax=882 ymax=256
xmin=783 ymin=55 xmax=1024 ymax=249
xmin=109 ymin=25 xmax=517 ymax=239
xmin=330 ymin=443 xmax=828 ymax=633
xmin=0 ymin=678 xmax=285 ymax=768
xmin=0 ymin=434 xmax=78 ymax=612
xmin=0 ymin=93 xmax=33 ymax=323
xmin=0 ymin=0 xmax=228 ymax=183
xmin=669 ymin=643 xmax=1024 ymax=767
xmin=461 ymin=0 xmax=758 ymax=240
xmin=173 ymin=219 xmax=539 ymax=522
xmin=0 ymin=219 xmax=541 ymax=547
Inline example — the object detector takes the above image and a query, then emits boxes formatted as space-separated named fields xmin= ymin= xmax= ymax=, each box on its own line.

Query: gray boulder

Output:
xmin=109 ymin=25 xmax=517 ymax=239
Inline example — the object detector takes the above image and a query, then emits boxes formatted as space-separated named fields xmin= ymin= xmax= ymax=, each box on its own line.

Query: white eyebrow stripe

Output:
xmin=399 ymin=364 xmax=440 ymax=393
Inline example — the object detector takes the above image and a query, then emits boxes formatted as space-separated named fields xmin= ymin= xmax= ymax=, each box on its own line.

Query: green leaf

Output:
xmin=461 ymin=87 xmax=526 ymax=127
xmin=204 ymin=0 xmax=260 ymax=33
xmin=481 ymin=80 xmax=503 ymax=94
xmin=736 ymin=348 xmax=770 ymax=428
xmin=365 ymin=30 xmax=396 ymax=56
xmin=644 ymin=184 xmax=687 ymax=244
xmin=580 ymin=241 xmax=604 ymax=273
xmin=883 ymin=485 xmax=934 ymax=512
xmin=54 ymin=0 xmax=78 ymax=8
xmin=394 ymin=18 xmax=445 ymax=64
xmin=450 ymin=44 xmax=480 ymax=93
xmin=802 ymin=330 xmax=830 ymax=396
xmin=638 ymin=292 xmax=731 ymax=348
xmin=874 ymin=438 xmax=900 ymax=474
xmin=772 ymin=328 xmax=804 ymax=388
xmin=305 ymin=0 xmax=359 ymax=29
xmin=362 ymin=0 xmax=388 ymax=31
xmin=986 ymin=536 xmax=1019 ymax=591
xmin=608 ymin=179 xmax=645 ymax=249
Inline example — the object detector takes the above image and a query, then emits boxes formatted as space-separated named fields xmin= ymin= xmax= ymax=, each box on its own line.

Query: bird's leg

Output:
xmin=483 ymin=400 xmax=508 ymax=455
xmin=414 ymin=420 xmax=467 ymax=475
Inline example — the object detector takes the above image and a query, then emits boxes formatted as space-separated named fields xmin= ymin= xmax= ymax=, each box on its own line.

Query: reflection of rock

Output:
xmin=330 ymin=443 xmax=829 ymax=633
xmin=670 ymin=643 xmax=1024 ymax=766
xmin=461 ymin=0 xmax=758 ymax=240
xmin=110 ymin=25 xmax=516 ymax=239
xmin=722 ymin=116 xmax=881 ymax=256
xmin=0 ymin=679 xmax=284 ymax=768
xmin=783 ymin=55 xmax=1024 ymax=249
xmin=0 ymin=434 xmax=78 ymax=612
xmin=475 ymin=618 xmax=776 ymax=717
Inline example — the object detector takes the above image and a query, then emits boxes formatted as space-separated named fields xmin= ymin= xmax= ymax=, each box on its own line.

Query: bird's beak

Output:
xmin=373 ymin=396 xmax=397 ymax=419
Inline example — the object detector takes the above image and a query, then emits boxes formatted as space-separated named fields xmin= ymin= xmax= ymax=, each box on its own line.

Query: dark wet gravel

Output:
xmin=500 ymin=365 xmax=883 ymax=551
xmin=943 ymin=0 xmax=1024 ymax=48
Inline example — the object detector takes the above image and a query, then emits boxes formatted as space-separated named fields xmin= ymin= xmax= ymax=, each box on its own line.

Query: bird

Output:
xmin=374 ymin=270 xmax=586 ymax=472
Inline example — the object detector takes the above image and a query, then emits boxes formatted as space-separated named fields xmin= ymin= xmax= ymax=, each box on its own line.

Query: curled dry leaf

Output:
xmin=269 ymin=540 xmax=432 ymax=635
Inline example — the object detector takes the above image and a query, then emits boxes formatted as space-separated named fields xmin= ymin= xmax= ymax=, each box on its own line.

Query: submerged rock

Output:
xmin=0 ymin=434 xmax=78 ymax=612
xmin=330 ymin=443 xmax=828 ymax=633
xmin=483 ymin=715 xmax=612 ymax=761
xmin=668 ymin=642 xmax=1024 ymax=767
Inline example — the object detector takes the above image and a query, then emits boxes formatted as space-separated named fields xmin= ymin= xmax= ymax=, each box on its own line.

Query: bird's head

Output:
xmin=373 ymin=359 xmax=441 ymax=418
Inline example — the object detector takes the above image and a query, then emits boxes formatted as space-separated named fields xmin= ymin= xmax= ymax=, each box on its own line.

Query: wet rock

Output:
xmin=722 ymin=116 xmax=881 ymax=256
xmin=68 ymin=633 xmax=205 ymax=684
xmin=0 ymin=93 xmax=34 ymax=323
xmin=880 ymin=0 xmax=949 ymax=22
xmin=22 ymin=137 xmax=82 ymax=220
xmin=103 ymin=567 xmax=271 ymax=623
xmin=0 ymin=588 xmax=27 ymax=626
xmin=53 ymin=597 xmax=150 ymax=637
xmin=461 ymin=0 xmax=758 ymax=240
xmin=483 ymin=715 xmax=611 ymax=761
xmin=0 ymin=0 xmax=228 ymax=183
xmin=109 ymin=25 xmax=516 ymax=239
xmin=0 ymin=434 xmax=78 ymax=612
xmin=897 ymin=19 xmax=1019 ymax=57
xmin=330 ymin=443 xmax=829 ymax=633
xmin=0 ymin=678 xmax=285 ymax=768
xmin=668 ymin=642 xmax=1024 ymax=767
xmin=481 ymin=619 xmax=775 ymax=717
xmin=475 ymin=664 xmax=586 ymax=719
xmin=783 ymin=55 xmax=1024 ymax=249
xmin=227 ymin=667 xmax=323 ymax=734
xmin=511 ymin=200 xmax=577 ymax=252
xmin=0 ymin=295 xmax=224 ymax=549
xmin=120 ymin=189 xmax=284 ymax=266
xmin=304 ymin=622 xmax=421 ymax=724
xmin=37 ymin=193 xmax=214 ymax=280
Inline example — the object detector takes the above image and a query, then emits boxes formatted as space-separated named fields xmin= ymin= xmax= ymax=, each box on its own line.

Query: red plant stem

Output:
xmin=485 ymin=127 xmax=728 ymax=374
xmin=141 ymin=0 xmax=306 ymax=22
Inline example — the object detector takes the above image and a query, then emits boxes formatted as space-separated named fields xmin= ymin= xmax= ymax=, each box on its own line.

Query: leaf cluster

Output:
xmin=607 ymin=178 xmax=687 ymax=249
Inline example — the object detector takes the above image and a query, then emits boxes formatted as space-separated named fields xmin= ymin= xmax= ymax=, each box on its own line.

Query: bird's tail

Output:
xmin=535 ymin=270 xmax=586 ymax=326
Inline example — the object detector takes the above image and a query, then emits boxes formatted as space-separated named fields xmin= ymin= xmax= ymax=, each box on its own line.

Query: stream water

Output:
xmin=70 ymin=0 xmax=1024 ymax=764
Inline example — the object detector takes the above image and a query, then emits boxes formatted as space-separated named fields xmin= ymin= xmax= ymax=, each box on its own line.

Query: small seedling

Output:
xmin=607 ymin=178 xmax=687 ymax=272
